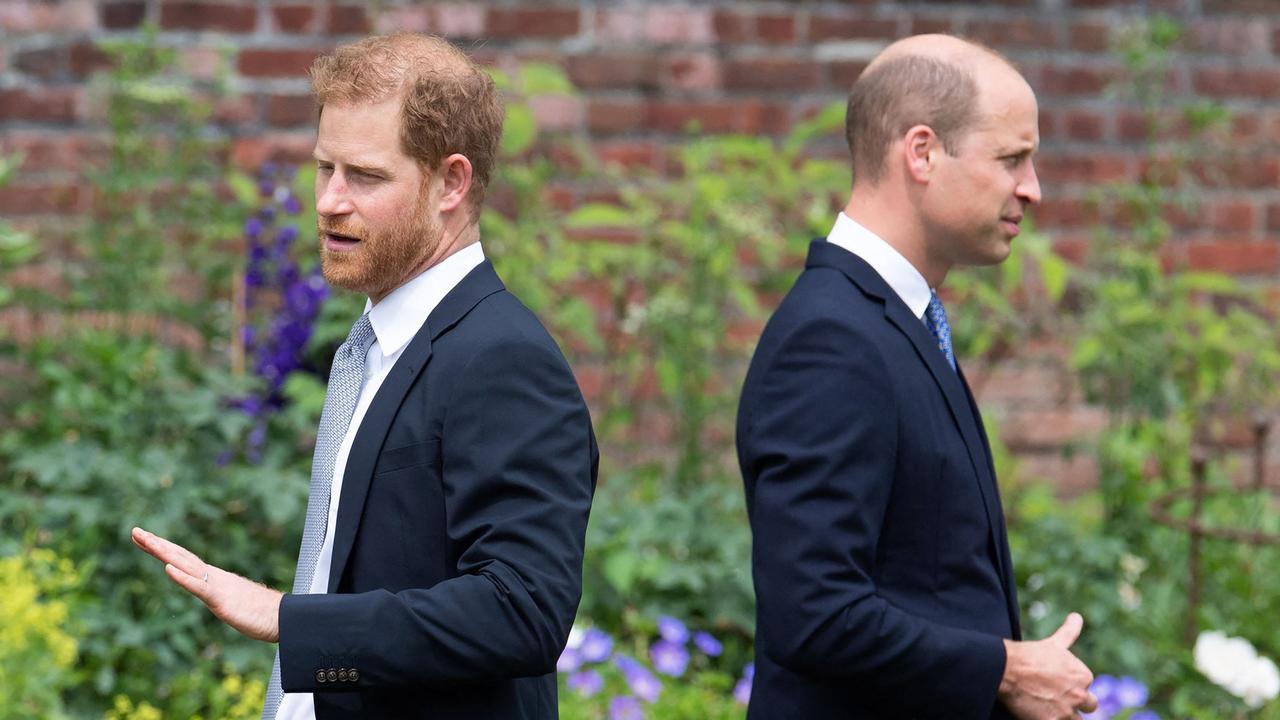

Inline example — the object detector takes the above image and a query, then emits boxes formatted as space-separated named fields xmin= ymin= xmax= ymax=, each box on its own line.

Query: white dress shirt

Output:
xmin=277 ymin=241 xmax=485 ymax=720
xmin=825 ymin=212 xmax=932 ymax=321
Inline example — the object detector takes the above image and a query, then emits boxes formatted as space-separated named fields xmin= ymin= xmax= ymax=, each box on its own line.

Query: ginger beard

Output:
xmin=317 ymin=189 xmax=442 ymax=299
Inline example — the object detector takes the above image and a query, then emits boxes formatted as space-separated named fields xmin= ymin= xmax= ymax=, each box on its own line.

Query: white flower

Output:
xmin=1194 ymin=630 xmax=1280 ymax=708
xmin=566 ymin=624 xmax=585 ymax=651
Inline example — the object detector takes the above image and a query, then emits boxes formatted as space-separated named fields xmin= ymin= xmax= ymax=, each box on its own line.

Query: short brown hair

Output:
xmin=310 ymin=33 xmax=504 ymax=216
xmin=845 ymin=54 xmax=980 ymax=186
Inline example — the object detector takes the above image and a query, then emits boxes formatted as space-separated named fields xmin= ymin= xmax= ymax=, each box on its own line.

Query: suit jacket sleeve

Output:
xmin=742 ymin=314 xmax=1006 ymax=716
xmin=277 ymin=335 xmax=596 ymax=689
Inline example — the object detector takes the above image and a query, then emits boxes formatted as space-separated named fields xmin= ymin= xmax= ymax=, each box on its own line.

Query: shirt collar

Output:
xmin=363 ymin=241 xmax=486 ymax=357
xmin=825 ymin=212 xmax=932 ymax=319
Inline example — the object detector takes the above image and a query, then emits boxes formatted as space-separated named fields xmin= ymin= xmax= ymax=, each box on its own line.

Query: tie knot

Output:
xmin=342 ymin=313 xmax=376 ymax=357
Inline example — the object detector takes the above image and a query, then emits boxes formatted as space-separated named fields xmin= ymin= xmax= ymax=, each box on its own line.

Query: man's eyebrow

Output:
xmin=311 ymin=153 xmax=392 ymax=176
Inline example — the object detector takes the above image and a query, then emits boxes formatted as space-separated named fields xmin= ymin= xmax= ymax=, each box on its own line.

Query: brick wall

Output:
xmin=2 ymin=0 xmax=1279 ymax=492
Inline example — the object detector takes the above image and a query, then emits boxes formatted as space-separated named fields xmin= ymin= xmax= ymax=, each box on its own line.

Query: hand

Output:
xmin=998 ymin=612 xmax=1098 ymax=720
xmin=131 ymin=527 xmax=283 ymax=643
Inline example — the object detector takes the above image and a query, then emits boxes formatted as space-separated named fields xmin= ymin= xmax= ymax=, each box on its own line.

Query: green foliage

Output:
xmin=0 ymin=548 xmax=80 ymax=720
xmin=0 ymin=32 xmax=307 ymax=716
xmin=0 ymin=153 xmax=36 ymax=310
xmin=558 ymin=665 xmax=743 ymax=720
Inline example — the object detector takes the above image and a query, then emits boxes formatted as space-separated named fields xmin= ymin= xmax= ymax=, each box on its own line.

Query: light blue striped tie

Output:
xmin=924 ymin=290 xmax=956 ymax=372
xmin=262 ymin=312 xmax=375 ymax=718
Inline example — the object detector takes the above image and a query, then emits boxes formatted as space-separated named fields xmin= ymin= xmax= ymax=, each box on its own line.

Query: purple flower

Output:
xmin=260 ymin=161 xmax=279 ymax=178
xmin=693 ymin=631 xmax=722 ymax=657
xmin=656 ymin=615 xmax=688 ymax=644
xmin=734 ymin=678 xmax=752 ymax=705
xmin=650 ymin=639 xmax=689 ymax=677
xmin=556 ymin=646 xmax=581 ymax=673
xmin=579 ymin=628 xmax=613 ymax=663
xmin=1113 ymin=676 xmax=1148 ymax=709
xmin=1129 ymin=712 xmax=1159 ymax=720
xmin=614 ymin=655 xmax=660 ymax=702
xmin=283 ymin=194 xmax=303 ymax=215
xmin=244 ymin=217 xmax=265 ymax=238
xmin=608 ymin=696 xmax=643 ymax=720
xmin=567 ymin=669 xmax=603 ymax=697
xmin=275 ymin=224 xmax=299 ymax=247
xmin=257 ymin=179 xmax=275 ymax=198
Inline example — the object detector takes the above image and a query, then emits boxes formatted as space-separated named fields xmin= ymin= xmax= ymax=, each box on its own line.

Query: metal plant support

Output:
xmin=1149 ymin=416 xmax=1280 ymax=643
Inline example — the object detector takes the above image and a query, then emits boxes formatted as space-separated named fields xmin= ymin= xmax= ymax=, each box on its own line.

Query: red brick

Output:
xmin=1 ymin=0 xmax=96 ymax=32
xmin=967 ymin=18 xmax=1054 ymax=49
xmin=1069 ymin=22 xmax=1110 ymax=52
xmin=594 ymin=140 xmax=665 ymax=171
xmin=1201 ymin=0 xmax=1280 ymax=11
xmin=645 ymin=7 xmax=713 ymax=44
xmin=1210 ymin=201 xmax=1257 ymax=233
xmin=15 ymin=47 xmax=63 ymax=82
xmin=327 ymin=3 xmax=369 ymax=34
xmin=1268 ymin=204 xmax=1280 ymax=233
xmin=724 ymin=58 xmax=819 ymax=91
xmin=1188 ymin=19 xmax=1271 ymax=55
xmin=1032 ymin=198 xmax=1098 ymax=229
xmin=1040 ymin=65 xmax=1117 ymax=95
xmin=663 ymin=54 xmax=722 ymax=92
xmin=69 ymin=40 xmax=112 ymax=79
xmin=595 ymin=9 xmax=644 ymax=44
xmin=588 ymin=100 xmax=646 ymax=134
xmin=0 ymin=184 xmax=85 ymax=215
xmin=1192 ymin=67 xmax=1280 ymax=100
xmin=487 ymin=8 xmax=578 ymax=39
xmin=830 ymin=61 xmax=869 ymax=89
xmin=1191 ymin=157 xmax=1280 ymax=189
xmin=237 ymin=48 xmax=322 ymax=78
xmin=1002 ymin=407 xmax=1108 ymax=450
xmin=272 ymin=5 xmax=315 ymax=33
xmin=0 ymin=88 xmax=79 ymax=123
xmin=647 ymin=100 xmax=765 ymax=134
xmin=810 ymin=15 xmax=899 ymax=42
xmin=1037 ymin=153 xmax=1131 ymax=184
xmin=0 ymin=133 xmax=98 ymax=172
xmin=1038 ymin=110 xmax=1057 ymax=140
xmin=213 ymin=95 xmax=257 ymax=125
xmin=432 ymin=4 xmax=484 ymax=37
xmin=101 ymin=1 xmax=146 ymax=29
xmin=230 ymin=134 xmax=316 ymax=170
xmin=910 ymin=16 xmax=956 ymax=35
xmin=757 ymin=14 xmax=797 ymax=44
xmin=1064 ymin=110 xmax=1106 ymax=141
xmin=1186 ymin=241 xmax=1279 ymax=275
xmin=566 ymin=54 xmax=659 ymax=91
xmin=1117 ymin=111 xmax=1150 ymax=142
xmin=712 ymin=10 xmax=751 ymax=43
xmin=160 ymin=2 xmax=256 ymax=32
xmin=265 ymin=94 xmax=314 ymax=127
xmin=529 ymin=95 xmax=584 ymax=131
xmin=1016 ymin=454 xmax=1099 ymax=497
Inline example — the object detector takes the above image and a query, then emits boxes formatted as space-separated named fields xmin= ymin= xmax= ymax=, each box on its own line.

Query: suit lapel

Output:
xmin=807 ymin=241 xmax=1013 ymax=610
xmin=326 ymin=260 xmax=506 ymax=593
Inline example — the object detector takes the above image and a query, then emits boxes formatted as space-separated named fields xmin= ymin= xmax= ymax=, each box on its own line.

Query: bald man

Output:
xmin=132 ymin=33 xmax=597 ymax=719
xmin=737 ymin=35 xmax=1096 ymax=719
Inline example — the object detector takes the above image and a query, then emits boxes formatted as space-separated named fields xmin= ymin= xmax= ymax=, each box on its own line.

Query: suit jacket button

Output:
xmin=350 ymin=669 xmax=360 ymax=682
xmin=338 ymin=669 xmax=349 ymax=682
xmin=316 ymin=670 xmax=327 ymax=683
xmin=326 ymin=669 xmax=338 ymax=682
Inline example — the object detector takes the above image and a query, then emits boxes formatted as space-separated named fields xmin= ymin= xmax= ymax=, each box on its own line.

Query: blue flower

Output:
xmin=650 ymin=639 xmax=689 ymax=677
xmin=734 ymin=664 xmax=753 ymax=705
xmin=567 ymin=669 xmax=603 ymax=697
xmin=579 ymin=627 xmax=613 ymax=663
xmin=1129 ymin=712 xmax=1159 ymax=720
xmin=608 ymin=695 xmax=643 ymax=720
xmin=1113 ymin=676 xmax=1148 ymax=709
xmin=1084 ymin=675 xmax=1152 ymax=720
xmin=614 ymin=655 xmax=660 ymax=702
xmin=283 ymin=194 xmax=303 ymax=215
xmin=556 ymin=646 xmax=581 ymax=673
xmin=656 ymin=615 xmax=688 ymax=644
xmin=693 ymin=630 xmax=722 ymax=657
xmin=244 ymin=217 xmax=264 ymax=239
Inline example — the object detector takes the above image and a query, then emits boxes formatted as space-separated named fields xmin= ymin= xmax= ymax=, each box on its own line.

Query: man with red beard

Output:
xmin=133 ymin=33 xmax=598 ymax=720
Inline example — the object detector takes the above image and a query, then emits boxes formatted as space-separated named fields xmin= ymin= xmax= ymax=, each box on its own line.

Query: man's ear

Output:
xmin=436 ymin=153 xmax=473 ymax=213
xmin=902 ymin=125 xmax=938 ymax=184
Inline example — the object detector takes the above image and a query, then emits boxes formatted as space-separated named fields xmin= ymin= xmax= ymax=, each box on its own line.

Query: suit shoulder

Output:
xmin=447 ymin=289 xmax=572 ymax=368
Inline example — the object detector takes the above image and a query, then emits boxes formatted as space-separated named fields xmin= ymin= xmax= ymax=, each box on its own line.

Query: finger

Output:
xmin=1077 ymin=690 xmax=1099 ymax=713
xmin=1049 ymin=611 xmax=1084 ymax=648
xmin=165 ymin=563 xmax=213 ymax=603
xmin=133 ymin=528 xmax=205 ymax=577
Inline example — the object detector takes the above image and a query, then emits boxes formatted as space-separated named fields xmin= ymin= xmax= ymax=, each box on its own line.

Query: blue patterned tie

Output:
xmin=924 ymin=290 xmax=956 ymax=371
xmin=262 ymin=312 xmax=375 ymax=719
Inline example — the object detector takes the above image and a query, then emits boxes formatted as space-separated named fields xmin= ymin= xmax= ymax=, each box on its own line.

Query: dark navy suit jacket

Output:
xmin=277 ymin=260 xmax=598 ymax=719
xmin=737 ymin=241 xmax=1020 ymax=720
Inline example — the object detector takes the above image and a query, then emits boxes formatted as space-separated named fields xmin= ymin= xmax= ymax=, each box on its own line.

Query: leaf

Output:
xmin=603 ymin=550 xmax=638 ymax=594
xmin=565 ymin=203 xmax=636 ymax=229
xmin=225 ymin=170 xmax=259 ymax=207
xmin=501 ymin=104 xmax=537 ymax=157
xmin=518 ymin=62 xmax=575 ymax=96
xmin=1040 ymin=254 xmax=1069 ymax=303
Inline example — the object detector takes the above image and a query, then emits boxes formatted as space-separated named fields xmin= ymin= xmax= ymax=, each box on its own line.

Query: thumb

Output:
xmin=1048 ymin=612 xmax=1084 ymax=648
